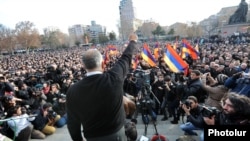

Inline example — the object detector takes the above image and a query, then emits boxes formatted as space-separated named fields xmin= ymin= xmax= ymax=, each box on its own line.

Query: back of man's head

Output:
xmin=125 ymin=122 xmax=137 ymax=141
xmin=82 ymin=49 xmax=103 ymax=71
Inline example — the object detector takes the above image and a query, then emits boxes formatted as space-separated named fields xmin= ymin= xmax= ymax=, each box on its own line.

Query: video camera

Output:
xmin=133 ymin=69 xmax=151 ymax=87
xmin=177 ymin=99 xmax=192 ymax=118
xmin=180 ymin=99 xmax=192 ymax=108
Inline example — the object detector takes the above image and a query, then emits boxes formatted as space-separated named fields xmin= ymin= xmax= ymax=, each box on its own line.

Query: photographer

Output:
xmin=201 ymin=73 xmax=229 ymax=111
xmin=160 ymin=75 xmax=178 ymax=122
xmin=47 ymin=83 xmax=67 ymax=116
xmin=179 ymin=96 xmax=205 ymax=141
xmin=204 ymin=92 xmax=250 ymax=125
xmin=123 ymin=73 xmax=138 ymax=99
xmin=31 ymin=103 xmax=65 ymax=135
xmin=151 ymin=74 xmax=165 ymax=115
xmin=29 ymin=85 xmax=47 ymax=111
xmin=224 ymin=71 xmax=250 ymax=97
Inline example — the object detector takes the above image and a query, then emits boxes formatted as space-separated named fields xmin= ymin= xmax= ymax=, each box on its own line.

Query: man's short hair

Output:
xmin=188 ymin=96 xmax=198 ymax=103
xmin=82 ymin=49 xmax=102 ymax=70
xmin=43 ymin=103 xmax=52 ymax=110
xmin=125 ymin=122 xmax=137 ymax=141
xmin=191 ymin=70 xmax=201 ymax=76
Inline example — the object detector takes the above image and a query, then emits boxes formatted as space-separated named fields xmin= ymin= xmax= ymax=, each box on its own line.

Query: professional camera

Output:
xmin=47 ymin=109 xmax=57 ymax=119
xmin=133 ymin=69 xmax=151 ymax=86
xmin=177 ymin=99 xmax=192 ymax=120
xmin=201 ymin=106 xmax=219 ymax=118
xmin=181 ymin=99 xmax=192 ymax=108
xmin=59 ymin=93 xmax=66 ymax=98
xmin=58 ymin=93 xmax=67 ymax=100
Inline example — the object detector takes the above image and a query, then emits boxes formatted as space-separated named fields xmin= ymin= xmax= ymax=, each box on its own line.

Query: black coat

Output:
xmin=186 ymin=105 xmax=205 ymax=128
xmin=31 ymin=108 xmax=48 ymax=130
xmin=66 ymin=41 xmax=137 ymax=140
xmin=183 ymin=78 xmax=207 ymax=103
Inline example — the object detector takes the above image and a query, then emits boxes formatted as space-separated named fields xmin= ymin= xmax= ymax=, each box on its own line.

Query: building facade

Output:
xmin=68 ymin=21 xmax=106 ymax=46
xmin=119 ymin=0 xmax=136 ymax=40
xmin=68 ymin=24 xmax=86 ymax=46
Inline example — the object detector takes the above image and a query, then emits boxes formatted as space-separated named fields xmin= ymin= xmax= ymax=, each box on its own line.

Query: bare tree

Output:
xmin=15 ymin=21 xmax=40 ymax=53
xmin=139 ymin=22 xmax=159 ymax=39
xmin=186 ymin=22 xmax=203 ymax=39
xmin=0 ymin=25 xmax=16 ymax=53
xmin=42 ymin=29 xmax=69 ymax=48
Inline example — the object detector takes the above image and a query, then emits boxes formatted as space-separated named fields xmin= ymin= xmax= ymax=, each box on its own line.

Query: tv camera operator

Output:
xmin=132 ymin=69 xmax=163 ymax=137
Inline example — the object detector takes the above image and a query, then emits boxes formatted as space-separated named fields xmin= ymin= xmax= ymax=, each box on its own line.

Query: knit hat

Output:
xmin=216 ymin=74 xmax=228 ymax=84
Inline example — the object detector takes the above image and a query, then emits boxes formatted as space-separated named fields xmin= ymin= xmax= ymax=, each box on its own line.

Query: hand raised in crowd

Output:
xmin=201 ymin=73 xmax=207 ymax=80
xmin=232 ymin=71 xmax=243 ymax=79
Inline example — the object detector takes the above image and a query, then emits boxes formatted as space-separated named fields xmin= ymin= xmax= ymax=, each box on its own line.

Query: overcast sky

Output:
xmin=0 ymin=0 xmax=242 ymax=34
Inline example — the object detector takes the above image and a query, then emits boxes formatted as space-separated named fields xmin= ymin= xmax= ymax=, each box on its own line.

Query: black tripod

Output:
xmin=137 ymin=84 xmax=161 ymax=136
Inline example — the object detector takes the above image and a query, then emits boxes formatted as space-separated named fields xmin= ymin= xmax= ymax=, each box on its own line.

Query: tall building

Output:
xmin=43 ymin=26 xmax=60 ymax=35
xmin=68 ymin=24 xmax=86 ymax=46
xmin=68 ymin=21 xmax=106 ymax=46
xmin=119 ymin=0 xmax=136 ymax=40
xmin=86 ymin=21 xmax=106 ymax=43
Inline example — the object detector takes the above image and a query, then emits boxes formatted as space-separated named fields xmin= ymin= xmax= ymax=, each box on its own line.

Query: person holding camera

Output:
xmin=151 ymin=73 xmax=166 ymax=116
xmin=47 ymin=83 xmax=67 ymax=116
xmin=123 ymin=73 xmax=138 ymax=99
xmin=31 ymin=103 xmax=61 ymax=135
xmin=161 ymin=75 xmax=178 ymax=122
xmin=179 ymin=96 xmax=205 ymax=141
xmin=224 ymin=71 xmax=250 ymax=97
xmin=28 ymin=85 xmax=47 ymax=111
xmin=203 ymin=92 xmax=250 ymax=125
xmin=201 ymin=73 xmax=229 ymax=111
xmin=66 ymin=33 xmax=138 ymax=141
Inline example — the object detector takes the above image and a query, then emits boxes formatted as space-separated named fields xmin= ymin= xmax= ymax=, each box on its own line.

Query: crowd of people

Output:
xmin=0 ymin=33 xmax=249 ymax=141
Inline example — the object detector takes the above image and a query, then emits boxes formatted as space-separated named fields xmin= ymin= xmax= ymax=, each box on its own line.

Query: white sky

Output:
xmin=0 ymin=0 xmax=243 ymax=34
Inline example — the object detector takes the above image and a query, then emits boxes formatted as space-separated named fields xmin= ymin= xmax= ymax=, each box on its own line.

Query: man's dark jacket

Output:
xmin=66 ymin=41 xmax=136 ymax=140
xmin=183 ymin=78 xmax=207 ymax=103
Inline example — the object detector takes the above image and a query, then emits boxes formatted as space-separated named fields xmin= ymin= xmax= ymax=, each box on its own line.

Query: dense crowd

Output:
xmin=0 ymin=39 xmax=250 ymax=140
